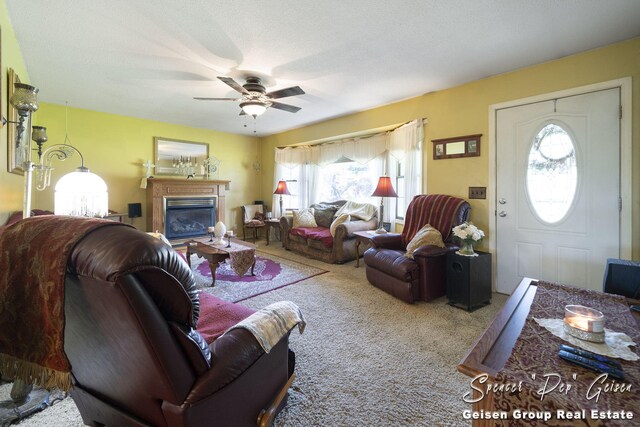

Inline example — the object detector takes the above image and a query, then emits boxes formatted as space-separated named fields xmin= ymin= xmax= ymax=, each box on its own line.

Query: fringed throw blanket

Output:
xmin=0 ymin=216 xmax=129 ymax=391
xmin=223 ymin=301 xmax=305 ymax=353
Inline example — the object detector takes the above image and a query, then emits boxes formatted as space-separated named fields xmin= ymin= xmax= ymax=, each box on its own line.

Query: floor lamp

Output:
xmin=371 ymin=176 xmax=398 ymax=234
xmin=1 ymin=87 xmax=109 ymax=426
xmin=0 ymin=82 xmax=53 ymax=425
xmin=273 ymin=180 xmax=291 ymax=218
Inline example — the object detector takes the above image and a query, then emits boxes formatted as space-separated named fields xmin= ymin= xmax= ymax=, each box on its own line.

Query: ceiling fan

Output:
xmin=194 ymin=76 xmax=305 ymax=117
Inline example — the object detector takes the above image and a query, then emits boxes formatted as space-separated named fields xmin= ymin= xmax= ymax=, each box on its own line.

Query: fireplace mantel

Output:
xmin=145 ymin=178 xmax=230 ymax=234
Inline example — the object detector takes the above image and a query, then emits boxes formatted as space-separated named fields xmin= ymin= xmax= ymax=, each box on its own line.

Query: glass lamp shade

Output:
xmin=31 ymin=125 xmax=48 ymax=143
xmin=240 ymin=101 xmax=267 ymax=117
xmin=273 ymin=180 xmax=291 ymax=195
xmin=10 ymin=83 xmax=40 ymax=112
xmin=54 ymin=168 xmax=108 ymax=217
xmin=371 ymin=176 xmax=398 ymax=198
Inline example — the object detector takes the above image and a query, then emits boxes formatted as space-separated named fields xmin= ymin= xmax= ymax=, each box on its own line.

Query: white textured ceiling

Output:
xmin=6 ymin=0 xmax=640 ymax=136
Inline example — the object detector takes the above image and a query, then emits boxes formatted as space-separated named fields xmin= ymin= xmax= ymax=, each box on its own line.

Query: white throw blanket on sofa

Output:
xmin=223 ymin=301 xmax=306 ymax=353
xmin=335 ymin=201 xmax=378 ymax=221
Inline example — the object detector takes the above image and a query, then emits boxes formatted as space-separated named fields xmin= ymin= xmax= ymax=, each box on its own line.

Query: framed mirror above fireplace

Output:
xmin=154 ymin=137 xmax=209 ymax=177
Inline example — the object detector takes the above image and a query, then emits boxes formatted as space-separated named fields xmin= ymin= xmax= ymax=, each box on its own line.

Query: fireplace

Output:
xmin=164 ymin=197 xmax=216 ymax=239
xmin=145 ymin=179 xmax=229 ymax=241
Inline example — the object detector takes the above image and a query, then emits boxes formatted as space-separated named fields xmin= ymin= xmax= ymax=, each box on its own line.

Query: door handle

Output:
xmin=498 ymin=211 xmax=507 ymax=217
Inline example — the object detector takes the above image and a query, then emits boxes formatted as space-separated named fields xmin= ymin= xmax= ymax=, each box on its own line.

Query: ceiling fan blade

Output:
xmin=218 ymin=76 xmax=249 ymax=95
xmin=270 ymin=101 xmax=301 ymax=113
xmin=193 ymin=97 xmax=240 ymax=101
xmin=266 ymin=86 xmax=305 ymax=99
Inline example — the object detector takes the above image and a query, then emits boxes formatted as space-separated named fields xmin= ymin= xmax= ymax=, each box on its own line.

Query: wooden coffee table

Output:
xmin=185 ymin=238 xmax=256 ymax=286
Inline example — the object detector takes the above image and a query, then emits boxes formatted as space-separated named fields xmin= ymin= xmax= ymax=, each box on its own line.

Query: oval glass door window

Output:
xmin=526 ymin=123 xmax=577 ymax=223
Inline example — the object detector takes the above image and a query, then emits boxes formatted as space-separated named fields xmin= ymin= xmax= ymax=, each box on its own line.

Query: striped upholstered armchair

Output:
xmin=363 ymin=194 xmax=470 ymax=303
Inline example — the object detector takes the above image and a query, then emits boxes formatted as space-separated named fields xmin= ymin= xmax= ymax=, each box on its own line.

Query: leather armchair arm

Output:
xmin=185 ymin=329 xmax=266 ymax=403
xmin=413 ymin=243 xmax=458 ymax=259
xmin=370 ymin=233 xmax=403 ymax=250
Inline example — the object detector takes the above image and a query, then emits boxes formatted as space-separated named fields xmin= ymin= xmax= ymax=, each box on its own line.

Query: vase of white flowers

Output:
xmin=452 ymin=222 xmax=485 ymax=256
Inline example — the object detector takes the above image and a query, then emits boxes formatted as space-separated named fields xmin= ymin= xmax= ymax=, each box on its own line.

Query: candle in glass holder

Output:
xmin=563 ymin=305 xmax=605 ymax=342
xmin=226 ymin=230 xmax=234 ymax=237
xmin=207 ymin=226 xmax=215 ymax=234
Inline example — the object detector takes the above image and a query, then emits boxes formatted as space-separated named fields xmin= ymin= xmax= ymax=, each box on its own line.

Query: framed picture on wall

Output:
xmin=7 ymin=68 xmax=32 ymax=175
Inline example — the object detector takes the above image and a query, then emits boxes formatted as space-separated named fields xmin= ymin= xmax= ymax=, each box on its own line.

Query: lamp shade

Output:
xmin=10 ymin=83 xmax=39 ymax=112
xmin=273 ymin=180 xmax=291 ymax=195
xmin=240 ymin=101 xmax=267 ymax=117
xmin=31 ymin=126 xmax=48 ymax=143
xmin=54 ymin=168 xmax=108 ymax=217
xmin=371 ymin=176 xmax=398 ymax=198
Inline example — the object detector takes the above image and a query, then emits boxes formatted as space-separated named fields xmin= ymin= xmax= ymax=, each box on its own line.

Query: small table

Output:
xmin=185 ymin=238 xmax=256 ymax=286
xmin=265 ymin=219 xmax=281 ymax=246
xmin=353 ymin=230 xmax=400 ymax=268
xmin=446 ymin=251 xmax=491 ymax=311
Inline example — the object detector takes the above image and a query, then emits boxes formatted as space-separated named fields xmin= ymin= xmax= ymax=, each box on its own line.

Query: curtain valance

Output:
xmin=274 ymin=119 xmax=423 ymax=167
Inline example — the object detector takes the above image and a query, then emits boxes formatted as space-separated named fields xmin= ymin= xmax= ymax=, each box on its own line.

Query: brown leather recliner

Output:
xmin=64 ymin=225 xmax=293 ymax=427
xmin=363 ymin=194 xmax=470 ymax=303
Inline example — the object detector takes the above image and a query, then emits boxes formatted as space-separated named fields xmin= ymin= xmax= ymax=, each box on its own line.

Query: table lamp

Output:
xmin=371 ymin=176 xmax=398 ymax=234
xmin=273 ymin=180 xmax=291 ymax=218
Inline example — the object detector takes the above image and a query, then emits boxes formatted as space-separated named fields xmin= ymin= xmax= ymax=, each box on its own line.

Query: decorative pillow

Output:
xmin=405 ymin=224 xmax=445 ymax=259
xmin=311 ymin=203 xmax=339 ymax=228
xmin=254 ymin=211 xmax=266 ymax=221
xmin=292 ymin=208 xmax=317 ymax=228
xmin=329 ymin=214 xmax=351 ymax=237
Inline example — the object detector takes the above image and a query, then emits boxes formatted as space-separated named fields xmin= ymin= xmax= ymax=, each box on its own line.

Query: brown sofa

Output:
xmin=280 ymin=200 xmax=378 ymax=264
xmin=49 ymin=220 xmax=295 ymax=426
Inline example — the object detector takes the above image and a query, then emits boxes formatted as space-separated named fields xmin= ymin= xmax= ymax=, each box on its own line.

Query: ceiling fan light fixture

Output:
xmin=240 ymin=101 xmax=267 ymax=117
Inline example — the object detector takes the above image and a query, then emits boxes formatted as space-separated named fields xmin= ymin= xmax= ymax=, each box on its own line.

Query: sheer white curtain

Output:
xmin=273 ymin=121 xmax=423 ymax=222
xmin=387 ymin=119 xmax=424 ymax=229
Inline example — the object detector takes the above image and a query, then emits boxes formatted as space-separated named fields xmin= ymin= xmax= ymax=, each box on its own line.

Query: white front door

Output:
xmin=496 ymin=88 xmax=620 ymax=294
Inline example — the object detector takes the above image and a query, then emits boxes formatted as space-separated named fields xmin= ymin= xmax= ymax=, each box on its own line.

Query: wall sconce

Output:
xmin=10 ymin=83 xmax=40 ymax=144
xmin=7 ymin=88 xmax=109 ymax=219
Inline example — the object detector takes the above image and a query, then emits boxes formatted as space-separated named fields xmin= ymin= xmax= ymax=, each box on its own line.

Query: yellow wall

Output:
xmin=259 ymin=37 xmax=640 ymax=258
xmin=0 ymin=0 xmax=31 ymax=223
xmin=31 ymin=104 xmax=259 ymax=231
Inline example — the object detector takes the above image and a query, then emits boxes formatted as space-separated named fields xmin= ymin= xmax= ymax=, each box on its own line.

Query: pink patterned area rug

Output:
xmin=189 ymin=251 xmax=328 ymax=303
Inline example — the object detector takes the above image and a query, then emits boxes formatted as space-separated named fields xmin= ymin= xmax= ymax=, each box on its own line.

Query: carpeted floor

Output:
xmin=4 ymin=240 xmax=507 ymax=426
xmin=190 ymin=251 xmax=328 ymax=302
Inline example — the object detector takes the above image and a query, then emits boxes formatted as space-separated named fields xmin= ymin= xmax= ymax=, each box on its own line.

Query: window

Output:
xmin=395 ymin=159 xmax=406 ymax=220
xmin=316 ymin=161 xmax=380 ymax=203
xmin=526 ymin=123 xmax=577 ymax=223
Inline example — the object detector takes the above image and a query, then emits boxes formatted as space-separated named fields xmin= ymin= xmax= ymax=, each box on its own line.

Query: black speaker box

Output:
xmin=128 ymin=203 xmax=142 ymax=218
xmin=603 ymin=258 xmax=640 ymax=299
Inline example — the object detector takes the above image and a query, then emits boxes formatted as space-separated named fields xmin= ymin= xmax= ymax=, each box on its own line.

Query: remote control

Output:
xmin=558 ymin=350 xmax=625 ymax=380
xmin=559 ymin=344 xmax=622 ymax=369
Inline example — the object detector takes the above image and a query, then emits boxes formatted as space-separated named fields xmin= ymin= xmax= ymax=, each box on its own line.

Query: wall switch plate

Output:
xmin=469 ymin=187 xmax=486 ymax=199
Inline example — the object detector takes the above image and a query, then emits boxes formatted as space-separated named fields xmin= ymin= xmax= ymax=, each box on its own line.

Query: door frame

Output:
xmin=488 ymin=77 xmax=632 ymax=292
